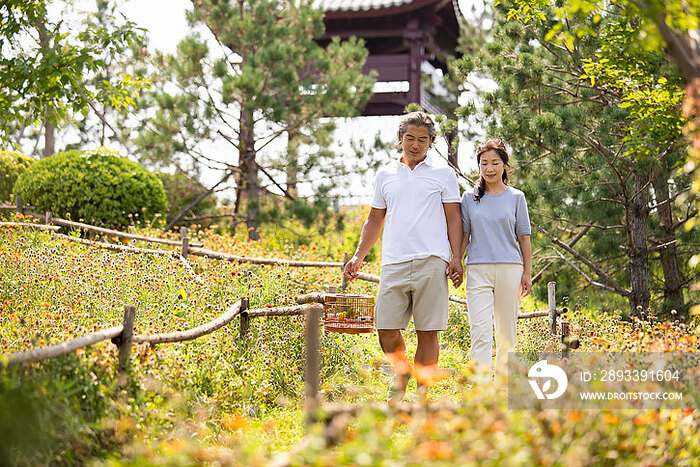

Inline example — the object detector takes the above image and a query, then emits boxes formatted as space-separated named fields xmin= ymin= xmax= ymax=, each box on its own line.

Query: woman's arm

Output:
xmin=444 ymin=203 xmax=464 ymax=287
xmin=460 ymin=233 xmax=470 ymax=261
xmin=518 ymin=234 xmax=532 ymax=296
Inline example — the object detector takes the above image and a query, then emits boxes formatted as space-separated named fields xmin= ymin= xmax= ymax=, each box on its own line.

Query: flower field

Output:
xmin=0 ymin=214 xmax=698 ymax=466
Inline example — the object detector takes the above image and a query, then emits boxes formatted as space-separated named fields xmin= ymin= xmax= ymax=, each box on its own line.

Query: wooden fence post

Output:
xmin=118 ymin=305 xmax=136 ymax=371
xmin=561 ymin=320 xmax=570 ymax=358
xmin=239 ymin=297 xmax=250 ymax=340
xmin=341 ymin=252 xmax=348 ymax=292
xmin=180 ymin=227 xmax=189 ymax=259
xmin=45 ymin=211 xmax=52 ymax=225
xmin=15 ymin=195 xmax=23 ymax=215
xmin=548 ymin=281 xmax=557 ymax=335
xmin=305 ymin=305 xmax=322 ymax=427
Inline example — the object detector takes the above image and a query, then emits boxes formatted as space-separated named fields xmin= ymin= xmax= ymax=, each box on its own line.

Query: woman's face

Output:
xmin=479 ymin=149 xmax=506 ymax=183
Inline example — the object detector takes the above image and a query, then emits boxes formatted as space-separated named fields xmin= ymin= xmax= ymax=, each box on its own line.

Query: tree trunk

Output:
xmin=286 ymin=128 xmax=300 ymax=196
xmin=239 ymin=106 xmax=259 ymax=241
xmin=651 ymin=172 xmax=685 ymax=317
xmin=43 ymin=111 xmax=55 ymax=158
xmin=627 ymin=171 xmax=651 ymax=318
xmin=38 ymin=23 xmax=55 ymax=158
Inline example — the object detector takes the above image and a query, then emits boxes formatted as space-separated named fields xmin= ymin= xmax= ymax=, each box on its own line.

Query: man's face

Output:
xmin=399 ymin=124 xmax=431 ymax=166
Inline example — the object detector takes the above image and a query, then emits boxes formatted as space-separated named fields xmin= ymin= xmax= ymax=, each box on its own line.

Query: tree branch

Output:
xmin=545 ymin=229 xmax=631 ymax=296
xmin=258 ymin=165 xmax=295 ymax=201
xmin=553 ymin=247 xmax=619 ymax=294
xmin=672 ymin=209 xmax=699 ymax=231
xmin=163 ymin=170 xmax=235 ymax=232
xmin=532 ymin=224 xmax=590 ymax=285
xmin=648 ymin=186 xmax=691 ymax=211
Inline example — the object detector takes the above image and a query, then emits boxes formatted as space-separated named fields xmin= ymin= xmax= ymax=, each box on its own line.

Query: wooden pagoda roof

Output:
xmin=317 ymin=0 xmax=463 ymax=21
xmin=314 ymin=0 xmax=464 ymax=117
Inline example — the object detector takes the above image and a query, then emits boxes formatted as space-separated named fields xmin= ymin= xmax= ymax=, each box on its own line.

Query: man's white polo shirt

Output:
xmin=371 ymin=155 xmax=460 ymax=266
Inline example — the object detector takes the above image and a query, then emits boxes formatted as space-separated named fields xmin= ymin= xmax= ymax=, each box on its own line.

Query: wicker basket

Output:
xmin=323 ymin=293 xmax=375 ymax=334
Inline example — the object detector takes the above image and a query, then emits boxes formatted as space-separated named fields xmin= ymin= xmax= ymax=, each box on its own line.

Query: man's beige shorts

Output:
xmin=375 ymin=255 xmax=449 ymax=331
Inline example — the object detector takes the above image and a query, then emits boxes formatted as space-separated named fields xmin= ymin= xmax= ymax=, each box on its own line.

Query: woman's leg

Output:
xmin=493 ymin=264 xmax=524 ymax=376
xmin=466 ymin=264 xmax=495 ymax=372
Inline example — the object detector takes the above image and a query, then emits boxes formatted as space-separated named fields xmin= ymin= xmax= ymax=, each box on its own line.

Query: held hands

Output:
xmin=446 ymin=257 xmax=463 ymax=288
xmin=343 ymin=255 xmax=363 ymax=281
xmin=520 ymin=273 xmax=532 ymax=296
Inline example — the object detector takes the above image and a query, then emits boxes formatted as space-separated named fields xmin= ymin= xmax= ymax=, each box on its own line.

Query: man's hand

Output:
xmin=520 ymin=272 xmax=532 ymax=296
xmin=344 ymin=255 xmax=363 ymax=281
xmin=446 ymin=257 xmax=463 ymax=288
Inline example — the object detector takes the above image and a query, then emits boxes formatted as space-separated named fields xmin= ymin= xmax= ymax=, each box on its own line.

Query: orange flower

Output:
xmin=602 ymin=414 xmax=620 ymax=425
xmin=386 ymin=351 xmax=413 ymax=377
xmin=489 ymin=419 xmax=506 ymax=432
xmin=566 ymin=411 xmax=584 ymax=423
xmin=550 ymin=421 xmax=562 ymax=435
xmin=415 ymin=441 xmax=453 ymax=460
xmin=414 ymin=363 xmax=451 ymax=387
xmin=160 ymin=439 xmax=187 ymax=454
xmin=222 ymin=414 xmax=250 ymax=431
xmin=634 ymin=411 xmax=659 ymax=426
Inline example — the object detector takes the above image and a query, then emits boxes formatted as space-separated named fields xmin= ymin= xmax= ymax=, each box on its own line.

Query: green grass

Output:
xmin=0 ymin=217 xmax=698 ymax=466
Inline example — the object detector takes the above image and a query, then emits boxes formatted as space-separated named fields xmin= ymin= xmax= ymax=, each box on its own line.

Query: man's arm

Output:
xmin=518 ymin=234 xmax=532 ymax=296
xmin=443 ymin=203 xmax=463 ymax=287
xmin=343 ymin=207 xmax=386 ymax=280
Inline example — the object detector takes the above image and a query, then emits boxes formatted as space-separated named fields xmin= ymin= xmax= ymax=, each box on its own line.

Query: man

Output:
xmin=344 ymin=111 xmax=463 ymax=401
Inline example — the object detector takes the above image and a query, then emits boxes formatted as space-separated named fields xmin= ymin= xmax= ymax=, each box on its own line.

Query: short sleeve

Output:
xmin=441 ymin=168 xmax=461 ymax=203
xmin=370 ymin=172 xmax=386 ymax=209
xmin=515 ymin=192 xmax=531 ymax=236
xmin=460 ymin=192 xmax=471 ymax=234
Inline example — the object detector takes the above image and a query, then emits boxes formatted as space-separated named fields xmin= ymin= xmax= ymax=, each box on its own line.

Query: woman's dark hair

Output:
xmin=474 ymin=138 xmax=510 ymax=202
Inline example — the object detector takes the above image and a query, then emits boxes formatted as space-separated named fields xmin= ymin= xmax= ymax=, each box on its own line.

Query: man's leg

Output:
xmin=375 ymin=261 xmax=412 ymax=401
xmin=378 ymin=329 xmax=405 ymax=355
xmin=379 ymin=329 xmax=411 ymax=401
xmin=411 ymin=257 xmax=449 ymax=392
xmin=415 ymin=330 xmax=439 ymax=366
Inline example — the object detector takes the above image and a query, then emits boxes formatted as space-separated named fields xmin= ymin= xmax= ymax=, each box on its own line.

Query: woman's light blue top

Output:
xmin=461 ymin=186 xmax=531 ymax=265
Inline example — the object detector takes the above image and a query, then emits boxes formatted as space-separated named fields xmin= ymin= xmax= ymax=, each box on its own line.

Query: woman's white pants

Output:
xmin=466 ymin=263 xmax=523 ymax=376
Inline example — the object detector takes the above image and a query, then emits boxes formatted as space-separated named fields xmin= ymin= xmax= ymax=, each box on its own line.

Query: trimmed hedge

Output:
xmin=0 ymin=150 xmax=36 ymax=202
xmin=13 ymin=148 xmax=167 ymax=228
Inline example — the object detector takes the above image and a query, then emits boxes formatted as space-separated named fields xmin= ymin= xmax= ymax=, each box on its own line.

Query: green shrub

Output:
xmin=0 ymin=354 xmax=119 ymax=466
xmin=156 ymin=172 xmax=218 ymax=224
xmin=0 ymin=150 xmax=36 ymax=202
xmin=13 ymin=148 xmax=167 ymax=228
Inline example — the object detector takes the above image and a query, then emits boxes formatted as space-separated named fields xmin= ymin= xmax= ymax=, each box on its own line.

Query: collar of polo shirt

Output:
xmin=398 ymin=154 xmax=433 ymax=169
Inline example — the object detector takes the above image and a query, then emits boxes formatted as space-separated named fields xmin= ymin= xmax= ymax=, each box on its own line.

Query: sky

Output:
xmin=114 ymin=0 xmax=487 ymax=204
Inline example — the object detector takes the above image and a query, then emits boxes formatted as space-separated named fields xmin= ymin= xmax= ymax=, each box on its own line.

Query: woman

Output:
xmin=460 ymin=138 xmax=532 ymax=378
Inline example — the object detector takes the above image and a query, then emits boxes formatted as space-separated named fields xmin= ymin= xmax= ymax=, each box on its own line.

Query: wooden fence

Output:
xmin=3 ymin=298 xmax=326 ymax=367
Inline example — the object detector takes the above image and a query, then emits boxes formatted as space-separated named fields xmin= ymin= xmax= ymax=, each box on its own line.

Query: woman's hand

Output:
xmin=446 ymin=257 xmax=463 ymax=288
xmin=520 ymin=272 xmax=532 ymax=296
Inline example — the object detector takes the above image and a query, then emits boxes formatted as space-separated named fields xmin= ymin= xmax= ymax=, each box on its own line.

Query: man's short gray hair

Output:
xmin=397 ymin=111 xmax=436 ymax=147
